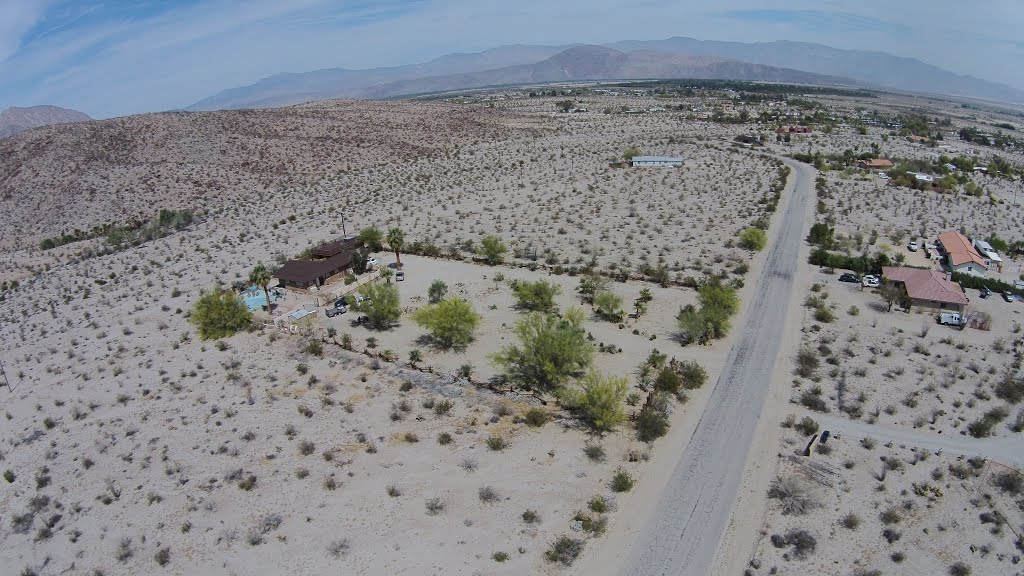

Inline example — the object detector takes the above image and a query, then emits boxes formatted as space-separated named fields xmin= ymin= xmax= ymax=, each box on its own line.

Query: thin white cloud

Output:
xmin=0 ymin=0 xmax=55 ymax=62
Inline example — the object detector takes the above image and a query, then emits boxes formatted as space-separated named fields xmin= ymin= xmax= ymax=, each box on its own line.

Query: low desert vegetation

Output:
xmin=189 ymin=288 xmax=252 ymax=340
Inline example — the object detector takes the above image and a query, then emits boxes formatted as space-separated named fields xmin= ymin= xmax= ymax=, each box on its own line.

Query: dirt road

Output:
xmin=617 ymin=158 xmax=814 ymax=576
xmin=811 ymin=412 xmax=1024 ymax=468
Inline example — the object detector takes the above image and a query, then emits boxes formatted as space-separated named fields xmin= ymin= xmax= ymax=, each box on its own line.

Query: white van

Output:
xmin=938 ymin=311 xmax=964 ymax=327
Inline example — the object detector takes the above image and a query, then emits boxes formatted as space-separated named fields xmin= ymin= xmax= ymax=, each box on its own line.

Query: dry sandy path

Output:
xmin=617 ymin=158 xmax=814 ymax=576
xmin=810 ymin=412 xmax=1024 ymax=468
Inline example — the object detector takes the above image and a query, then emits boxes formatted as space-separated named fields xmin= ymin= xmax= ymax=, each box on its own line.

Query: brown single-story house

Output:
xmin=857 ymin=158 xmax=894 ymax=170
xmin=276 ymin=236 xmax=362 ymax=289
xmin=881 ymin=266 xmax=968 ymax=312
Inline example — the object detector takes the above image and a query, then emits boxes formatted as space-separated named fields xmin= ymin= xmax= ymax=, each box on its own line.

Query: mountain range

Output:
xmin=188 ymin=37 xmax=1024 ymax=111
xmin=0 ymin=105 xmax=91 ymax=139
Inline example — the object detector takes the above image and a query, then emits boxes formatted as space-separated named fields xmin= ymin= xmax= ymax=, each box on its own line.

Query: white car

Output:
xmin=366 ymin=257 xmax=378 ymax=269
xmin=908 ymin=241 xmax=918 ymax=252
xmin=862 ymin=275 xmax=880 ymax=288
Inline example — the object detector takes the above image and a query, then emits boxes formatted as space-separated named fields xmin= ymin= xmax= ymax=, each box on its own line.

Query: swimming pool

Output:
xmin=241 ymin=286 xmax=283 ymax=312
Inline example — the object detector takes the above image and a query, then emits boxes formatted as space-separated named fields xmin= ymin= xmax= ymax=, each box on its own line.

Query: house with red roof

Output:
xmin=881 ymin=267 xmax=968 ymax=312
xmin=936 ymin=231 xmax=988 ymax=277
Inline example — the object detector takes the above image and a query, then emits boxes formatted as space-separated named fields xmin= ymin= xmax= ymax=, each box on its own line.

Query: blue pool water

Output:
xmin=242 ymin=286 xmax=282 ymax=311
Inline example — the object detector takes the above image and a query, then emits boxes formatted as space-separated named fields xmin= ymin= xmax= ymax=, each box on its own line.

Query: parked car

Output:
xmin=366 ymin=257 xmax=378 ymax=269
xmin=325 ymin=306 xmax=346 ymax=318
xmin=862 ymin=275 xmax=880 ymax=288
xmin=979 ymin=287 xmax=991 ymax=299
xmin=395 ymin=271 xmax=405 ymax=282
xmin=332 ymin=298 xmax=348 ymax=309
xmin=839 ymin=273 xmax=859 ymax=283
xmin=908 ymin=241 xmax=918 ymax=252
xmin=1004 ymin=292 xmax=1016 ymax=303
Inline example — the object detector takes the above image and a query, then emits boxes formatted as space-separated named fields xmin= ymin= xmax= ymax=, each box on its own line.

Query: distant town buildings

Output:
xmin=630 ymin=156 xmax=683 ymax=167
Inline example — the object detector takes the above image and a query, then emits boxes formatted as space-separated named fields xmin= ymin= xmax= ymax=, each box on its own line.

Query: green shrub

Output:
xmin=485 ymin=435 xmax=508 ymax=451
xmin=558 ymin=370 xmax=628 ymax=432
xmin=491 ymin=310 xmax=593 ymax=392
xmin=524 ymin=408 xmax=550 ymax=427
xmin=738 ymin=227 xmax=768 ymax=251
xmin=411 ymin=298 xmax=481 ymax=348
xmin=189 ymin=289 xmax=252 ymax=340
xmin=610 ymin=468 xmax=635 ymax=492
xmin=512 ymin=280 xmax=562 ymax=313
xmin=636 ymin=404 xmax=670 ymax=442
xmin=795 ymin=416 xmax=820 ymax=435
xmin=352 ymin=282 xmax=401 ymax=330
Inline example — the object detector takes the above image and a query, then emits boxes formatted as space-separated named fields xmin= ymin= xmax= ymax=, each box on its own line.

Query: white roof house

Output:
xmin=972 ymin=239 xmax=1003 ymax=263
xmin=631 ymin=156 xmax=683 ymax=167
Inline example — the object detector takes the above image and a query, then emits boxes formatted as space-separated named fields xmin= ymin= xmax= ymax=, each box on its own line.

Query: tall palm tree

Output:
xmin=249 ymin=262 xmax=273 ymax=314
xmin=387 ymin=227 xmax=405 ymax=270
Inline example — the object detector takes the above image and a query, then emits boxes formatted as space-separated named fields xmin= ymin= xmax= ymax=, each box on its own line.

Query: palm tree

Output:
xmin=249 ymin=262 xmax=273 ymax=314
xmin=387 ymin=227 xmax=405 ymax=270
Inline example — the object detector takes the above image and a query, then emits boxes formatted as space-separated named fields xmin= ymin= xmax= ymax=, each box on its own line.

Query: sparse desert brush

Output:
xmin=545 ymin=535 xmax=584 ymax=566
xmin=478 ymin=485 xmax=500 ymax=503
xmin=437 ymin=432 xmax=453 ymax=445
xmin=583 ymin=443 xmax=606 ymax=462
xmin=522 ymin=509 xmax=540 ymax=524
xmin=610 ymin=468 xmax=634 ymax=492
xmin=524 ymin=407 xmax=550 ymax=427
xmin=327 ymin=538 xmax=350 ymax=558
xmin=485 ymin=435 xmax=508 ymax=451
xmin=425 ymin=497 xmax=445 ymax=515
xmin=768 ymin=475 xmax=818 ymax=515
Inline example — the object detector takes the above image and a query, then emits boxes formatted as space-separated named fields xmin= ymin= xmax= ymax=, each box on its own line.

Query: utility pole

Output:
xmin=341 ymin=211 xmax=348 ymax=238
xmin=0 ymin=359 xmax=12 ymax=393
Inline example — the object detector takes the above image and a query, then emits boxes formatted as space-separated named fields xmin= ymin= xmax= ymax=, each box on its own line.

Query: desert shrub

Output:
xmin=298 ymin=440 xmax=315 ymax=456
xmin=994 ymin=375 xmax=1024 ymax=404
xmin=558 ymin=370 xmax=628 ymax=432
xmin=524 ymin=408 xmax=550 ymax=427
xmin=636 ymin=402 xmax=670 ymax=442
xmin=841 ymin=512 xmax=861 ymax=529
xmin=879 ymin=507 xmax=902 ymax=524
xmin=303 ymin=340 xmax=323 ymax=357
xmin=654 ymin=366 xmax=683 ymax=397
xmin=768 ymin=475 xmax=818 ymax=515
xmin=800 ymin=391 xmax=828 ymax=413
xmin=949 ymin=562 xmax=971 ymax=576
xmin=437 ymin=431 xmax=453 ymax=445
xmin=993 ymin=470 xmax=1024 ymax=495
xmin=882 ymin=528 xmax=902 ymax=543
xmin=593 ymin=290 xmax=624 ymax=321
xmin=813 ymin=306 xmax=835 ymax=323
xmin=583 ymin=443 xmax=606 ymax=462
xmin=795 ymin=348 xmax=820 ymax=378
xmin=492 ymin=551 xmax=509 ymax=562
xmin=424 ymin=497 xmax=445 ymax=515
xmin=738 ymin=227 xmax=768 ymax=251
xmin=485 ymin=436 xmax=508 ymax=451
xmin=411 ymin=297 xmax=481 ymax=348
xmin=427 ymin=280 xmax=448 ymax=304
xmin=433 ymin=399 xmax=454 ymax=416
xmin=352 ymin=282 xmax=401 ymax=330
xmin=189 ymin=289 xmax=252 ymax=340
xmin=967 ymin=406 xmax=1010 ymax=438
xmin=576 ymin=273 xmax=610 ymax=304
xmin=784 ymin=529 xmax=816 ymax=560
xmin=478 ymin=486 xmax=500 ymax=503
xmin=676 ymin=282 xmax=739 ymax=344
xmin=154 ymin=547 xmax=170 ymax=566
xmin=572 ymin=511 xmax=607 ymax=535
xmin=610 ymin=468 xmax=634 ymax=492
xmin=795 ymin=416 xmax=820 ymax=435
xmin=677 ymin=361 xmax=708 ymax=390
xmin=545 ymin=535 xmax=584 ymax=566
xmin=512 ymin=279 xmax=561 ymax=313
xmin=4 ymin=470 xmax=14 ymax=483
xmin=491 ymin=310 xmax=593 ymax=392
xmin=588 ymin=495 xmax=609 ymax=514
xmin=238 ymin=474 xmax=257 ymax=491
xmin=480 ymin=235 xmax=507 ymax=265
xmin=327 ymin=538 xmax=350 ymax=558
xmin=114 ymin=537 xmax=134 ymax=562
xmin=522 ymin=510 xmax=540 ymax=524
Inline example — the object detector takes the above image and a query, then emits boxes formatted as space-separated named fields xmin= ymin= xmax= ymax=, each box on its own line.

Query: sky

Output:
xmin=1 ymin=0 xmax=1023 ymax=118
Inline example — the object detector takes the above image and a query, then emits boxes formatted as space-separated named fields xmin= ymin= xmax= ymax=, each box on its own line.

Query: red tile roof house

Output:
xmin=881 ymin=267 xmax=969 ymax=312
xmin=936 ymin=231 xmax=989 ymax=277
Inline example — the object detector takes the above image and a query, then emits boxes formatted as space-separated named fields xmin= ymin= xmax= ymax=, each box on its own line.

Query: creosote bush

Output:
xmin=610 ymin=468 xmax=634 ymax=492
xmin=545 ymin=535 xmax=584 ymax=566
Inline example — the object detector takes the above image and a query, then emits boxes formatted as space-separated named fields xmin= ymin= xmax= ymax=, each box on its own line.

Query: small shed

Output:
xmin=630 ymin=156 xmax=683 ymax=167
